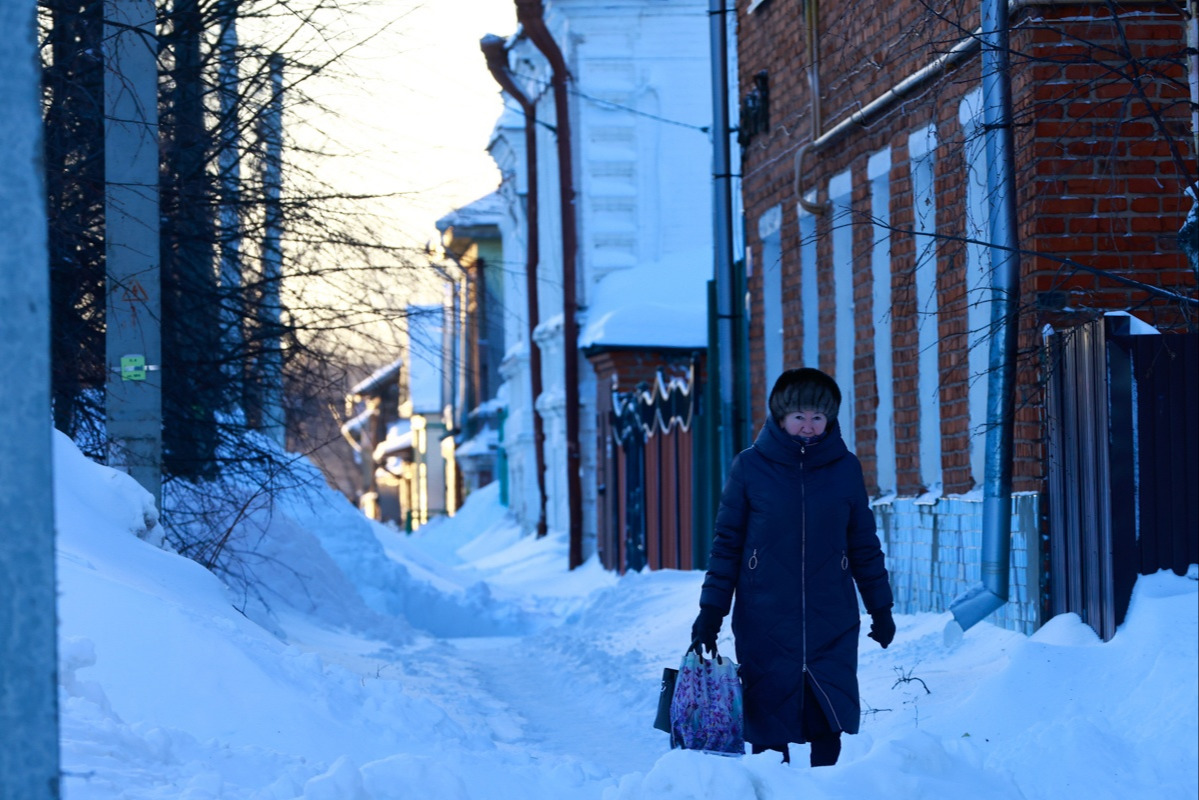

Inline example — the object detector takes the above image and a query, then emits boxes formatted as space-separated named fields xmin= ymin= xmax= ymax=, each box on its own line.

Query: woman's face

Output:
xmin=782 ymin=409 xmax=828 ymax=439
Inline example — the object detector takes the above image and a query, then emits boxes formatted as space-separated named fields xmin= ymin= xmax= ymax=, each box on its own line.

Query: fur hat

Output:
xmin=768 ymin=367 xmax=841 ymax=423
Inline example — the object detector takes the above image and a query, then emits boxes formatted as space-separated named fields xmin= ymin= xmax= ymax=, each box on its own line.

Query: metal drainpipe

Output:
xmin=947 ymin=0 xmax=1021 ymax=638
xmin=796 ymin=0 xmax=826 ymax=215
xmin=515 ymin=0 xmax=585 ymax=568
xmin=1189 ymin=1 xmax=1198 ymax=161
xmin=710 ymin=0 xmax=739 ymax=478
xmin=481 ymin=34 xmax=549 ymax=538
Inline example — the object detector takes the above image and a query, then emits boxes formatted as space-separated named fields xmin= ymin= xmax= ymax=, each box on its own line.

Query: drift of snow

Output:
xmin=55 ymin=431 xmax=1197 ymax=799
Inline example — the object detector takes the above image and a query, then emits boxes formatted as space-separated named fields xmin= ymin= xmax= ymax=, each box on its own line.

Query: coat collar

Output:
xmin=752 ymin=414 xmax=848 ymax=468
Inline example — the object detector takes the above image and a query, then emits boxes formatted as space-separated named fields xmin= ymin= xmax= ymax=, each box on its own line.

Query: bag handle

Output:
xmin=687 ymin=641 xmax=727 ymax=665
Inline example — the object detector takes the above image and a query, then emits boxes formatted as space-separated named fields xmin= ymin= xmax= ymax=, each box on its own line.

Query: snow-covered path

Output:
xmin=447 ymin=635 xmax=664 ymax=779
xmin=52 ymin=435 xmax=1198 ymax=800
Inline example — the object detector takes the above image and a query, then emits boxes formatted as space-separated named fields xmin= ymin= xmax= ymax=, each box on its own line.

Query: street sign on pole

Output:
xmin=105 ymin=0 xmax=163 ymax=508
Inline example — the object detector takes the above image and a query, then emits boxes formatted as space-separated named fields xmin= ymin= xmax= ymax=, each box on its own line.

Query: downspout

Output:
xmin=515 ymin=0 xmax=585 ymax=568
xmin=709 ymin=0 xmax=740 ymax=478
xmin=795 ymin=0 xmax=825 ymax=215
xmin=804 ymin=0 xmax=822 ymax=139
xmin=1189 ymin=0 xmax=1198 ymax=165
xmin=481 ymin=34 xmax=549 ymax=538
xmin=947 ymin=0 xmax=1021 ymax=637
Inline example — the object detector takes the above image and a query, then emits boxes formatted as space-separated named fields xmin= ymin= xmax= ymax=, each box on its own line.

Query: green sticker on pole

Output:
xmin=121 ymin=354 xmax=147 ymax=381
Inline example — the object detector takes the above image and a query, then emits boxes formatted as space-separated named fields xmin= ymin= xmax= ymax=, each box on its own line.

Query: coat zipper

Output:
xmin=796 ymin=443 xmax=846 ymax=734
xmin=800 ymin=446 xmax=807 ymax=670
xmin=805 ymin=669 xmax=845 ymax=731
xmin=797 ymin=445 xmax=845 ymax=731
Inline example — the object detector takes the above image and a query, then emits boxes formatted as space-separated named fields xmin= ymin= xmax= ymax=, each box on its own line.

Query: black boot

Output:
xmin=809 ymin=733 xmax=842 ymax=767
xmin=751 ymin=742 xmax=791 ymax=763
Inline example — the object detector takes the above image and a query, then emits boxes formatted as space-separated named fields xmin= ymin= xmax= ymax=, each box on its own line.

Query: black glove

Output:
xmin=690 ymin=605 xmax=723 ymax=655
xmin=867 ymin=606 xmax=896 ymax=649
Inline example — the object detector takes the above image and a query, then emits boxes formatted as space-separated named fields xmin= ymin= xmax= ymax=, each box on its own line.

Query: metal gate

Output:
xmin=608 ymin=368 xmax=697 ymax=572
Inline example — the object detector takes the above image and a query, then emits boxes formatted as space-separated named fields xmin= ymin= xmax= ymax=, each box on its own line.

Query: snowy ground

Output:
xmin=55 ymin=432 xmax=1198 ymax=799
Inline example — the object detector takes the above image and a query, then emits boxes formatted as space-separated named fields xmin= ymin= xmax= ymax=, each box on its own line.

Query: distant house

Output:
xmin=400 ymin=303 xmax=455 ymax=529
xmin=343 ymin=299 xmax=462 ymax=531
xmin=437 ymin=195 xmax=507 ymax=500
xmin=340 ymin=358 xmax=405 ymax=523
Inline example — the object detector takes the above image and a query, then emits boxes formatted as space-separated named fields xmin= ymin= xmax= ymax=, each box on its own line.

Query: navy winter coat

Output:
xmin=699 ymin=416 xmax=893 ymax=746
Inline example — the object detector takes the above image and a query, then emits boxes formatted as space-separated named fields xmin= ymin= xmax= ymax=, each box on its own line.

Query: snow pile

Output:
xmin=54 ymin=432 xmax=1198 ymax=799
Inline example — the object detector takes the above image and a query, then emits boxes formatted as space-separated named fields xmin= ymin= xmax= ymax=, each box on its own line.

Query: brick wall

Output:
xmin=737 ymin=1 xmax=1193 ymax=490
xmin=735 ymin=0 xmax=1194 ymax=626
xmin=874 ymin=492 xmax=1042 ymax=635
xmin=1016 ymin=6 xmax=1195 ymax=331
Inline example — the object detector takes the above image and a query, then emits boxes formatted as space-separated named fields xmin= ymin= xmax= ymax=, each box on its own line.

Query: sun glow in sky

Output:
xmin=308 ymin=0 xmax=519 ymax=250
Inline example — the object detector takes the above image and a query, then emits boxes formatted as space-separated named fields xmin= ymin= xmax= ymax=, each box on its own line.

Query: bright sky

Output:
xmin=309 ymin=0 xmax=519 ymax=250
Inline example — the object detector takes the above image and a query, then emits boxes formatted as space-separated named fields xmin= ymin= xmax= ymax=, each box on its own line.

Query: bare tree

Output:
xmin=40 ymin=0 xmax=435 ymax=597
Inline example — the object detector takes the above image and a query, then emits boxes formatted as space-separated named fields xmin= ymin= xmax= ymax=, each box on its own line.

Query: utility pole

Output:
xmin=0 ymin=0 xmax=60 ymax=794
xmin=105 ymin=0 xmax=163 ymax=507
xmin=258 ymin=54 xmax=286 ymax=446
xmin=710 ymin=0 xmax=740 ymax=483
xmin=217 ymin=0 xmax=245 ymax=402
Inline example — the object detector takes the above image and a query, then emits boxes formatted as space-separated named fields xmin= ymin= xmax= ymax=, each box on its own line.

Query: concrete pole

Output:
xmin=709 ymin=0 xmax=739 ymax=479
xmin=259 ymin=54 xmax=286 ymax=446
xmin=0 ymin=0 xmax=61 ymax=794
xmin=217 ymin=0 xmax=245 ymax=401
xmin=105 ymin=0 xmax=163 ymax=507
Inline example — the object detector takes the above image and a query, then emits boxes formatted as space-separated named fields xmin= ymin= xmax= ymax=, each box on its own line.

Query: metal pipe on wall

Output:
xmin=709 ymin=0 xmax=740 ymax=480
xmin=947 ymin=0 xmax=1022 ymax=636
xmin=514 ymin=0 xmax=585 ymax=568
xmin=481 ymin=34 xmax=549 ymax=538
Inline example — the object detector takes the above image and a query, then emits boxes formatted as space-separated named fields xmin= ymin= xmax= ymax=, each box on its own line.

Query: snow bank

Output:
xmin=54 ymin=431 xmax=1198 ymax=799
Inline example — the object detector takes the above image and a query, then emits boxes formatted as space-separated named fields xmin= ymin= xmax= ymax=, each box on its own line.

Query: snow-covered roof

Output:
xmin=436 ymin=192 xmax=505 ymax=234
xmin=580 ymin=247 xmax=709 ymax=350
xmin=350 ymin=357 xmax=403 ymax=397
xmin=374 ymin=419 xmax=414 ymax=462
xmin=1104 ymin=310 xmax=1159 ymax=335
xmin=469 ymin=397 xmax=507 ymax=418
xmin=340 ymin=407 xmax=374 ymax=437
xmin=455 ymin=426 xmax=499 ymax=458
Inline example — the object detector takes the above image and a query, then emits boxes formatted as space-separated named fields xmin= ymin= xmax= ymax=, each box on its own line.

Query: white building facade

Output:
xmin=484 ymin=0 xmax=716 ymax=556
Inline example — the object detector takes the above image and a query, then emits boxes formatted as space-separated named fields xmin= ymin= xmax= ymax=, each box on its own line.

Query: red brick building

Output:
xmin=734 ymin=0 xmax=1196 ymax=632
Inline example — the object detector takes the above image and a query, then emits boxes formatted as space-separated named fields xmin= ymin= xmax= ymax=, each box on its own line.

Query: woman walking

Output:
xmin=691 ymin=367 xmax=895 ymax=766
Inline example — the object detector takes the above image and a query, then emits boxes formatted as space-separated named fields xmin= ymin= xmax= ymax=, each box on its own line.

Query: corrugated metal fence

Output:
xmin=1046 ymin=316 xmax=1198 ymax=640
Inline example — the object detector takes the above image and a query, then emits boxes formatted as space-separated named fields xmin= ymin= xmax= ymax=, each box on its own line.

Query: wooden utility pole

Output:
xmin=0 ymin=0 xmax=60 ymax=794
xmin=105 ymin=0 xmax=163 ymax=506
